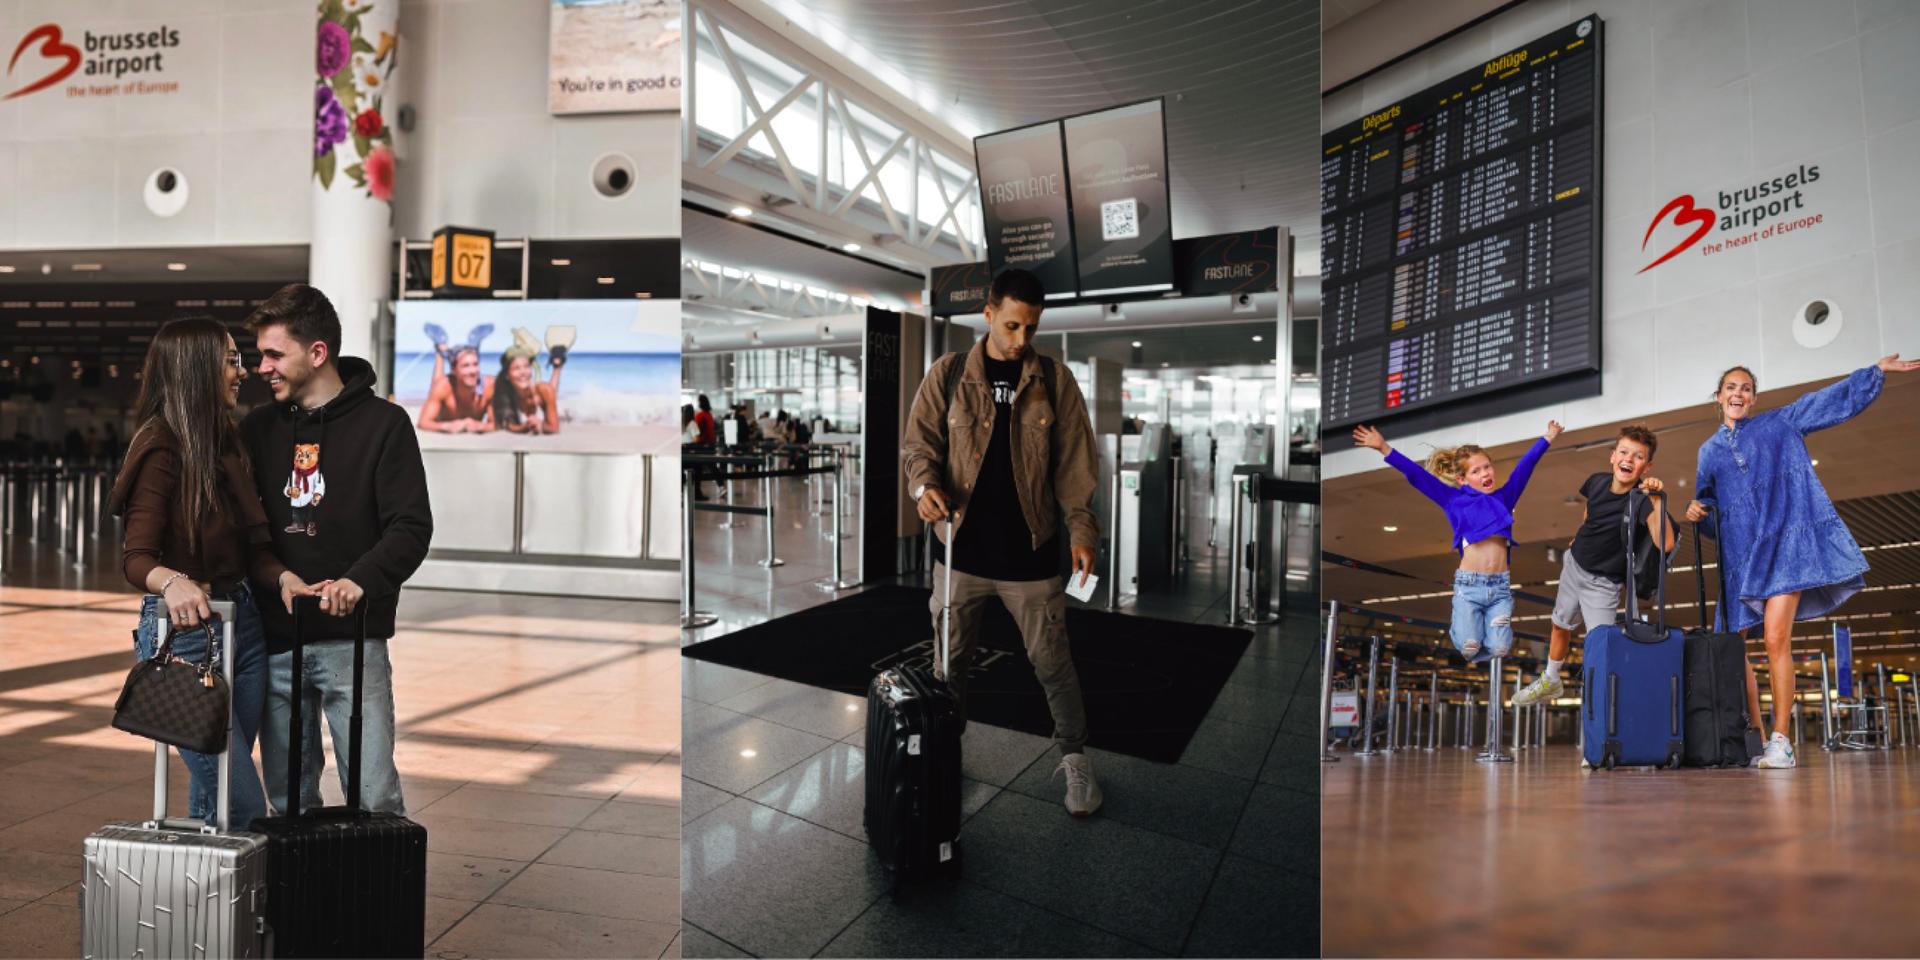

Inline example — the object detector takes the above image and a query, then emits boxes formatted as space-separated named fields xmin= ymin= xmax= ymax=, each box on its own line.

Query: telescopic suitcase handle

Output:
xmin=940 ymin=518 xmax=953 ymax=680
xmin=1623 ymin=488 xmax=1671 ymax=641
xmin=149 ymin=600 xmax=238 ymax=834
xmin=287 ymin=595 xmax=371 ymax=818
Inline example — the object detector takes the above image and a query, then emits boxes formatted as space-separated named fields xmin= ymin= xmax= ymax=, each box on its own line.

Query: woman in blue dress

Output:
xmin=1685 ymin=355 xmax=1920 ymax=768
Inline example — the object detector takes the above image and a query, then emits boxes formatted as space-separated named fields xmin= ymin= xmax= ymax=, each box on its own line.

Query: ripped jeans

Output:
xmin=1451 ymin=571 xmax=1514 ymax=663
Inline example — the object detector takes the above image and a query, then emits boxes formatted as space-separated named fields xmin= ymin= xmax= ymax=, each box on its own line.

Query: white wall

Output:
xmin=0 ymin=0 xmax=315 ymax=248
xmin=0 ymin=0 xmax=677 ymax=251
xmin=393 ymin=0 xmax=678 ymax=241
xmin=1322 ymin=0 xmax=1920 ymax=479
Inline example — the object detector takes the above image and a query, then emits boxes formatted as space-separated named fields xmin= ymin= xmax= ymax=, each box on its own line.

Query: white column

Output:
xmin=310 ymin=0 xmax=400 ymax=367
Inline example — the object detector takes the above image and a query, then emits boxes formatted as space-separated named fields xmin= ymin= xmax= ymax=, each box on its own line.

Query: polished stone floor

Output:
xmin=1322 ymin=743 xmax=1920 ymax=957
xmin=681 ymin=475 xmax=1318 ymax=957
xmin=0 ymin=531 xmax=680 ymax=960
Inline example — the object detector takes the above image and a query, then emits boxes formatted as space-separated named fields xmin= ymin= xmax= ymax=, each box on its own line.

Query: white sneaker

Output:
xmin=1512 ymin=674 xmax=1564 ymax=707
xmin=1056 ymin=753 xmax=1103 ymax=817
xmin=1754 ymin=733 xmax=1796 ymax=769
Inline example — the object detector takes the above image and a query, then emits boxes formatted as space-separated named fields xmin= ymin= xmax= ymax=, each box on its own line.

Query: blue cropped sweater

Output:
xmin=1696 ymin=366 xmax=1881 ymax=633
xmin=1384 ymin=438 xmax=1551 ymax=554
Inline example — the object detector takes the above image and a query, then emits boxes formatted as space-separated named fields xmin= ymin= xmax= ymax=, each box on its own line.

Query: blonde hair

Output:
xmin=1425 ymin=444 xmax=1487 ymax=486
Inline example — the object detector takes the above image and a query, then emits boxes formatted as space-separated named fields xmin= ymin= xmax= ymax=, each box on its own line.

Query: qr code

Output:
xmin=1101 ymin=198 xmax=1139 ymax=240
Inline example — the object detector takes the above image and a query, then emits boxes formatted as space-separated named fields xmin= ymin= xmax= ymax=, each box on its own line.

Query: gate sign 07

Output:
xmin=431 ymin=225 xmax=496 ymax=298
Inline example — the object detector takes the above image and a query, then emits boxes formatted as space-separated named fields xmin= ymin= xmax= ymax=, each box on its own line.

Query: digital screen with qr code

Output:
xmin=1065 ymin=99 xmax=1174 ymax=297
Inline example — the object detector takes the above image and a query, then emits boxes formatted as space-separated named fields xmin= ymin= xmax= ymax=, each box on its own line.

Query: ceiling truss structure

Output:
xmin=683 ymin=0 xmax=981 ymax=271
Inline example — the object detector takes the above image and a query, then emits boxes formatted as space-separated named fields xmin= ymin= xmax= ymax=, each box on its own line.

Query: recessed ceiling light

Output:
xmin=1251 ymin=334 xmax=1264 ymax=342
xmin=1383 ymin=525 xmax=1398 ymax=532
xmin=1160 ymin=362 xmax=1169 ymax=368
xmin=166 ymin=262 xmax=187 ymax=271
xmin=72 ymin=263 xmax=103 ymax=271
xmin=597 ymin=276 xmax=616 ymax=285
xmin=1130 ymin=341 xmax=1142 ymax=348
xmin=729 ymin=205 xmax=753 ymax=218
xmin=739 ymin=749 xmax=757 ymax=758
xmin=842 ymin=242 xmax=861 ymax=253
xmin=0 ymin=266 xmax=13 ymax=273
xmin=1810 ymin=459 xmax=1819 ymax=466
xmin=550 ymin=258 xmax=572 ymax=267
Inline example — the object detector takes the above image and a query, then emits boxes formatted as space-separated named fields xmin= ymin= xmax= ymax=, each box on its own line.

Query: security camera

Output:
xmin=144 ymin=167 xmax=189 ymax=218
xmin=592 ymin=153 xmax=637 ymax=199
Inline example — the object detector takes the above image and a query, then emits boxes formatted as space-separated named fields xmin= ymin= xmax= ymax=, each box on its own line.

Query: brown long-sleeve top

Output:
xmin=109 ymin=424 xmax=289 ymax=593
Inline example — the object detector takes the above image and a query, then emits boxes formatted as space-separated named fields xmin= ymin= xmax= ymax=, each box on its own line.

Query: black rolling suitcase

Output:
xmin=863 ymin=519 xmax=963 ymax=882
xmin=249 ymin=597 xmax=427 ymax=958
xmin=1682 ymin=514 xmax=1763 ymax=767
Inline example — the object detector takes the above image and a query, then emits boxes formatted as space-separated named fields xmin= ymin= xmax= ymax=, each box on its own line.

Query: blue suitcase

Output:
xmin=1582 ymin=490 xmax=1684 ymax=770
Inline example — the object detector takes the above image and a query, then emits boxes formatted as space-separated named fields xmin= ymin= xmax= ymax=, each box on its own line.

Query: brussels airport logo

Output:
xmin=1638 ymin=165 xmax=1824 ymax=273
xmin=5 ymin=23 xmax=182 ymax=101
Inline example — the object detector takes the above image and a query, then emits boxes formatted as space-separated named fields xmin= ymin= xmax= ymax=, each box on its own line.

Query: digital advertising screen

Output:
xmin=1319 ymin=16 xmax=1603 ymax=430
xmin=1063 ymin=98 xmax=1175 ymax=298
xmin=394 ymin=299 xmax=680 ymax=454
xmin=975 ymin=121 xmax=1079 ymax=300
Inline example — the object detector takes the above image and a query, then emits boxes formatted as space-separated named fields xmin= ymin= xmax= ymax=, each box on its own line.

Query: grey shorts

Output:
xmin=1551 ymin=550 xmax=1623 ymax=636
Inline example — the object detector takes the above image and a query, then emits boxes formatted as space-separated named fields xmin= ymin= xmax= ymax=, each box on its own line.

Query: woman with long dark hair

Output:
xmin=107 ymin=317 xmax=322 ymax=827
xmin=489 ymin=346 xmax=562 ymax=435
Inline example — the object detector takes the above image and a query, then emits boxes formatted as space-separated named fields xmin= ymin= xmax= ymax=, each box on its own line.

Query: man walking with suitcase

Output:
xmin=902 ymin=268 xmax=1103 ymax=816
xmin=242 ymin=284 xmax=434 ymax=815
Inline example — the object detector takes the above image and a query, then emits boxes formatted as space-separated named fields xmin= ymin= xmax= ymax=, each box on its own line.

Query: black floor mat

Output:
xmin=682 ymin=585 xmax=1252 ymax=763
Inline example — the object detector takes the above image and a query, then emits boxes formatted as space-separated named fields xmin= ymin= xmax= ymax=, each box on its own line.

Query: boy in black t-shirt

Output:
xmin=1513 ymin=425 xmax=1675 ymax=707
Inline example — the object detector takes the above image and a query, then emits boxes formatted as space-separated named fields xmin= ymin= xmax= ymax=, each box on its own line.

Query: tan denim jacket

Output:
xmin=901 ymin=340 xmax=1099 ymax=550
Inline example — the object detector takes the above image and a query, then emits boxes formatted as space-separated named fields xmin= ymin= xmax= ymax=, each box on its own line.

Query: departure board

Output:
xmin=1321 ymin=16 xmax=1602 ymax=429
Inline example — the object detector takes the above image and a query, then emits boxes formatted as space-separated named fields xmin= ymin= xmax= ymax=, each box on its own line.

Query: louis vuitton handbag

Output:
xmin=111 ymin=615 xmax=229 ymax=755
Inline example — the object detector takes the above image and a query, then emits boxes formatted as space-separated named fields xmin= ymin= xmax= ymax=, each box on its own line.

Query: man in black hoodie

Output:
xmin=242 ymin=284 xmax=433 ymax=815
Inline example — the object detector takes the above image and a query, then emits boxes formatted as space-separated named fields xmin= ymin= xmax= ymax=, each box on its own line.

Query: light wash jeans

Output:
xmin=1450 ymin=570 xmax=1515 ymax=663
xmin=132 ymin=585 xmax=269 ymax=829
xmin=260 ymin=638 xmax=406 ymax=815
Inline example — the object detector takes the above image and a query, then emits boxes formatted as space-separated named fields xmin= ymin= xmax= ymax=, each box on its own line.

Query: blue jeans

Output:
xmin=132 ymin=586 xmax=269 ymax=829
xmin=260 ymin=639 xmax=406 ymax=815
xmin=1451 ymin=571 xmax=1514 ymax=663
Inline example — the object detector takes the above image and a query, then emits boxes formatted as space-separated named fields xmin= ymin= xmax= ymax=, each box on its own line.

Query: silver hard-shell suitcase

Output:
xmin=81 ymin=600 xmax=270 ymax=959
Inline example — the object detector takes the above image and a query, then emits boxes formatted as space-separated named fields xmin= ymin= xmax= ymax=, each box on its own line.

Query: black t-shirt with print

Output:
xmin=1571 ymin=471 xmax=1656 ymax=581
xmin=951 ymin=355 xmax=1057 ymax=582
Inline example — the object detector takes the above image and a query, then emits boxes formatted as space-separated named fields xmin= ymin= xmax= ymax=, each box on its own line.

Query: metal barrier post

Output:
xmin=1427 ymin=672 xmax=1439 ymax=751
xmin=1792 ymin=686 xmax=1804 ymax=745
xmin=759 ymin=455 xmax=784 ymax=569
xmin=820 ymin=454 xmax=856 ymax=592
xmin=1107 ymin=464 xmax=1123 ymax=612
xmin=1355 ymin=636 xmax=1381 ymax=757
xmin=1384 ymin=655 xmax=1400 ymax=752
xmin=1319 ymin=601 xmax=1340 ymax=763
xmin=717 ymin=463 xmax=736 ymax=530
xmin=682 ymin=470 xmax=717 ymax=630
xmin=71 ymin=476 xmax=87 ymax=571
xmin=1819 ymin=651 xmax=1835 ymax=751
xmin=1537 ymin=700 xmax=1547 ymax=747
xmin=54 ymin=475 xmax=69 ymax=554
xmin=1458 ymin=694 xmax=1472 ymax=749
xmin=1478 ymin=657 xmax=1513 ymax=763
xmin=1171 ymin=455 xmax=1186 ymax=571
xmin=1510 ymin=670 xmax=1525 ymax=752
xmin=91 ymin=471 xmax=106 ymax=538
xmin=1877 ymin=663 xmax=1891 ymax=749
xmin=1225 ymin=475 xmax=1244 ymax=624
xmin=27 ymin=471 xmax=40 ymax=544
xmin=1910 ymin=677 xmax=1919 ymax=746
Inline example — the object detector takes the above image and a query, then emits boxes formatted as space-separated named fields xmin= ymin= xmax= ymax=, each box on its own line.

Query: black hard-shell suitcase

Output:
xmin=249 ymin=598 xmax=427 ymax=958
xmin=1682 ymin=513 xmax=1764 ymax=766
xmin=863 ymin=519 xmax=963 ymax=882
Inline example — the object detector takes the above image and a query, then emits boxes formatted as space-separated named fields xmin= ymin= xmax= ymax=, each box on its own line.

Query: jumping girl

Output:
xmin=1353 ymin=420 xmax=1562 ymax=661
xmin=1685 ymin=355 xmax=1920 ymax=769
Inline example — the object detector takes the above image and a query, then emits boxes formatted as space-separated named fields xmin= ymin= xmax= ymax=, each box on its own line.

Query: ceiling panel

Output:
xmin=761 ymin=0 xmax=1321 ymax=245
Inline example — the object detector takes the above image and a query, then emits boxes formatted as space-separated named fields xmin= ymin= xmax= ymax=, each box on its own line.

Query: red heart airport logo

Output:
xmin=6 ymin=25 xmax=81 ymax=101
xmin=1638 ymin=194 xmax=1715 ymax=274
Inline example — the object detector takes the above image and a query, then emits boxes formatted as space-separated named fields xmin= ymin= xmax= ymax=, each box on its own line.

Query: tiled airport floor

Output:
xmin=0 ymin=530 xmax=679 ymax=960
xmin=1322 ymin=743 xmax=1920 ymax=958
xmin=681 ymin=476 xmax=1319 ymax=958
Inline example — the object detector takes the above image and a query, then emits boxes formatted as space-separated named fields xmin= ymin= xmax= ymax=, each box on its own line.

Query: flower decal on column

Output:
xmin=313 ymin=0 xmax=398 ymax=206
